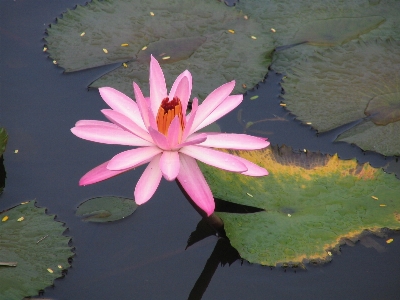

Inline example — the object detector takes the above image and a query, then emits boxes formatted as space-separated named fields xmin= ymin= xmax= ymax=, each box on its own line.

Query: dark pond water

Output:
xmin=1 ymin=0 xmax=400 ymax=299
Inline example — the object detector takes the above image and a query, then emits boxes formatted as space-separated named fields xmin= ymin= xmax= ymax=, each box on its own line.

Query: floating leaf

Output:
xmin=237 ymin=0 xmax=400 ymax=47
xmin=293 ymin=16 xmax=385 ymax=46
xmin=76 ymin=196 xmax=137 ymax=222
xmin=237 ymin=0 xmax=400 ymax=75
xmin=45 ymin=0 xmax=273 ymax=99
xmin=0 ymin=201 xmax=73 ymax=299
xmin=364 ymin=92 xmax=400 ymax=126
xmin=280 ymin=39 xmax=400 ymax=156
xmin=200 ymin=146 xmax=400 ymax=266
xmin=0 ymin=127 xmax=8 ymax=157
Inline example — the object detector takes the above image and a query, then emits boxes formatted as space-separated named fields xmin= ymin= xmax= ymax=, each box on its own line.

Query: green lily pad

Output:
xmin=236 ymin=0 xmax=400 ymax=75
xmin=293 ymin=16 xmax=385 ymax=46
xmin=280 ymin=39 xmax=400 ymax=156
xmin=364 ymin=92 xmax=400 ymax=126
xmin=0 ymin=201 xmax=73 ymax=299
xmin=200 ymin=146 xmax=400 ymax=266
xmin=0 ymin=127 xmax=8 ymax=157
xmin=237 ymin=0 xmax=400 ymax=47
xmin=45 ymin=0 xmax=273 ymax=99
xmin=76 ymin=196 xmax=137 ymax=222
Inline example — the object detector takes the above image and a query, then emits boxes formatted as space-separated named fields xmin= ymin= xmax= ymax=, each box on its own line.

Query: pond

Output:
xmin=1 ymin=0 xmax=399 ymax=299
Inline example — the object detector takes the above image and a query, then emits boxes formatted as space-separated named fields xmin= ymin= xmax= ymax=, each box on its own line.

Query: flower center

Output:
xmin=156 ymin=97 xmax=185 ymax=138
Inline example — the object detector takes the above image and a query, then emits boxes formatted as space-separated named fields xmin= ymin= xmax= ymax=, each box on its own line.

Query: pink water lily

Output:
xmin=71 ymin=55 xmax=269 ymax=216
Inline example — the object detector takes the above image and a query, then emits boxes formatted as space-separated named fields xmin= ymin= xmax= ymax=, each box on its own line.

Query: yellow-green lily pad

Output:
xmin=280 ymin=39 xmax=400 ymax=156
xmin=200 ymin=146 xmax=400 ymax=266
xmin=45 ymin=0 xmax=273 ymax=99
xmin=0 ymin=201 xmax=73 ymax=299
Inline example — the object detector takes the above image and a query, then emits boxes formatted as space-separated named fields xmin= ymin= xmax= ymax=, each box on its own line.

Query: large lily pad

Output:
xmin=200 ymin=146 xmax=400 ymax=266
xmin=237 ymin=0 xmax=400 ymax=47
xmin=45 ymin=0 xmax=273 ymax=99
xmin=235 ymin=0 xmax=400 ymax=75
xmin=76 ymin=196 xmax=137 ymax=222
xmin=0 ymin=201 xmax=73 ymax=299
xmin=280 ymin=39 xmax=400 ymax=156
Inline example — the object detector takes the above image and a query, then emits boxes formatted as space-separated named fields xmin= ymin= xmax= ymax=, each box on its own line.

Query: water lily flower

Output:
xmin=71 ymin=55 xmax=269 ymax=216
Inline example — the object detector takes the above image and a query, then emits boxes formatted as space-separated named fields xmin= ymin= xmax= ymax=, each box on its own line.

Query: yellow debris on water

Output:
xmin=58 ymin=265 xmax=63 ymax=269
xmin=271 ymin=28 xmax=276 ymax=33
xmin=386 ymin=238 xmax=394 ymax=244
xmin=17 ymin=217 xmax=24 ymax=222
xmin=251 ymin=36 xmax=257 ymax=40
xmin=288 ymin=214 xmax=292 ymax=217
xmin=14 ymin=149 xmax=18 ymax=153
xmin=380 ymin=204 xmax=386 ymax=207
xmin=150 ymin=11 xmax=155 ymax=16
xmin=280 ymin=103 xmax=287 ymax=107
xmin=102 ymin=48 xmax=108 ymax=54
xmin=306 ymin=122 xmax=312 ymax=125
xmin=228 ymin=29 xmax=235 ymax=34
xmin=244 ymin=15 xmax=248 ymax=20
xmin=43 ymin=47 xmax=47 ymax=52
xmin=121 ymin=43 xmax=129 ymax=47
xmin=21 ymin=201 xmax=29 ymax=204
xmin=250 ymin=95 xmax=259 ymax=100
xmin=2 ymin=216 xmax=8 ymax=222
xmin=142 ymin=46 xmax=147 ymax=51
xmin=47 ymin=268 xmax=54 ymax=274
xmin=53 ymin=60 xmax=57 ymax=65
xmin=327 ymin=251 xmax=332 ymax=256
xmin=246 ymin=192 xmax=253 ymax=197
xmin=80 ymin=32 xmax=85 ymax=37
xmin=123 ymin=63 xmax=128 ymax=68
xmin=371 ymin=195 xmax=379 ymax=200
xmin=162 ymin=56 xmax=170 ymax=60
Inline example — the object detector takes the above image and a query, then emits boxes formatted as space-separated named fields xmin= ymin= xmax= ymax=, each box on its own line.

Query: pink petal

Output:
xmin=182 ymin=98 xmax=198 ymax=141
xmin=199 ymin=133 xmax=269 ymax=150
xmin=147 ymin=103 xmax=158 ymax=130
xmin=166 ymin=116 xmax=180 ymax=148
xmin=150 ymin=55 xmax=167 ymax=116
xmin=177 ymin=153 xmax=215 ymax=216
xmin=101 ymin=109 xmax=152 ymax=142
xmin=174 ymin=132 xmax=207 ymax=149
xmin=159 ymin=151 xmax=180 ymax=181
xmin=107 ymin=146 xmax=162 ymax=171
xmin=75 ymin=120 xmax=120 ymax=129
xmin=99 ymin=87 xmax=145 ymax=129
xmin=134 ymin=154 xmax=163 ymax=205
xmin=195 ymin=95 xmax=243 ymax=131
xmin=169 ymin=70 xmax=192 ymax=114
xmin=148 ymin=126 xmax=169 ymax=150
xmin=79 ymin=160 xmax=131 ymax=186
xmin=233 ymin=155 xmax=269 ymax=176
xmin=189 ymin=80 xmax=236 ymax=135
xmin=71 ymin=126 xmax=153 ymax=146
xmin=179 ymin=145 xmax=247 ymax=173
xmin=133 ymin=82 xmax=151 ymax=129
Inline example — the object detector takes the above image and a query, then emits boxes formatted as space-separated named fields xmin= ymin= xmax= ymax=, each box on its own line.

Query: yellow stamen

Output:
xmin=156 ymin=97 xmax=185 ymax=140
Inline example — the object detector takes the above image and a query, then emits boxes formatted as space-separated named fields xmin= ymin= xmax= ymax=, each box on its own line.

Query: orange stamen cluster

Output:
xmin=156 ymin=97 xmax=185 ymax=138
